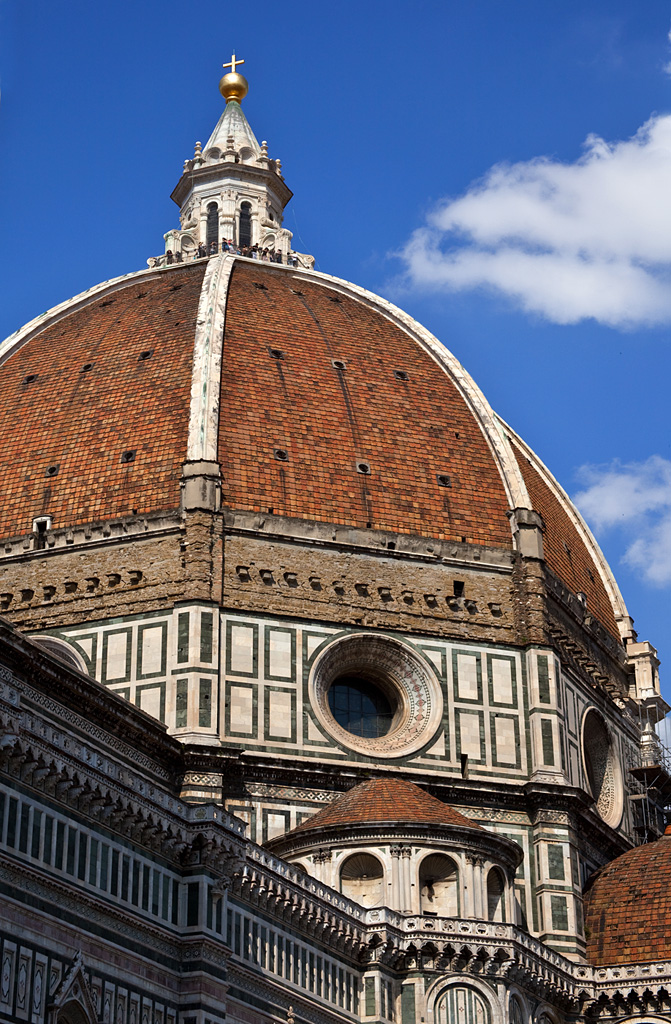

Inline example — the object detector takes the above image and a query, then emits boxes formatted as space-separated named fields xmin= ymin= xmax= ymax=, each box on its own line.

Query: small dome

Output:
xmin=285 ymin=777 xmax=484 ymax=835
xmin=583 ymin=830 xmax=671 ymax=965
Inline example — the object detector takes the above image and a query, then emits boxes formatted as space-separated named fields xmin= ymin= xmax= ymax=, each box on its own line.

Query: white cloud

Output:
xmin=399 ymin=115 xmax=671 ymax=327
xmin=574 ymin=456 xmax=671 ymax=585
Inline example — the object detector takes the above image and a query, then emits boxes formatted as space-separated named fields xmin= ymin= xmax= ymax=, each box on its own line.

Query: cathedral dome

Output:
xmin=583 ymin=829 xmax=671 ymax=965
xmin=0 ymin=254 xmax=627 ymax=643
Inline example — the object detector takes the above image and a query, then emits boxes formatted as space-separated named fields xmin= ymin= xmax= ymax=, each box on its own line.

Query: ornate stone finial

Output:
xmin=220 ymin=52 xmax=248 ymax=104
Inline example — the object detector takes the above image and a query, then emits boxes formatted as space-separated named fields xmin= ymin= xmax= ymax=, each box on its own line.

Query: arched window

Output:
xmin=29 ymin=635 xmax=89 ymax=674
xmin=239 ymin=202 xmax=252 ymax=246
xmin=510 ymin=997 xmax=525 ymax=1024
xmin=435 ymin=986 xmax=491 ymax=1024
xmin=486 ymin=867 xmax=505 ymax=922
xmin=206 ymin=203 xmax=219 ymax=249
xmin=340 ymin=853 xmax=384 ymax=908
xmin=419 ymin=854 xmax=459 ymax=916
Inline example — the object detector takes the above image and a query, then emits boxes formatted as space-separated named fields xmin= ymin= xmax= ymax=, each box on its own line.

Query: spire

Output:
xmin=204 ymin=53 xmax=260 ymax=156
xmin=204 ymin=99 xmax=261 ymax=158
xmin=157 ymin=59 xmax=314 ymax=271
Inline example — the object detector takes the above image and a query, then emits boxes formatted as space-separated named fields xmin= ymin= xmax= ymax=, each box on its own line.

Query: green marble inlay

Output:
xmin=550 ymin=893 xmax=569 ymax=931
xmin=176 ymin=678 xmax=188 ymax=728
xmin=199 ymin=678 xmax=212 ymax=728
xmin=537 ymin=654 xmax=551 ymax=703
xmin=200 ymin=611 xmax=214 ymax=664
xmin=177 ymin=612 xmax=190 ymax=664
xmin=365 ymin=977 xmax=376 ymax=1017
xmin=541 ymin=719 xmax=555 ymax=766
xmin=547 ymin=844 xmax=565 ymax=880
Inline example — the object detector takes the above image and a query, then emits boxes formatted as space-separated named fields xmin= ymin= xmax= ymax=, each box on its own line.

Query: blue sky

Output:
xmin=2 ymin=1 xmax=671 ymax=700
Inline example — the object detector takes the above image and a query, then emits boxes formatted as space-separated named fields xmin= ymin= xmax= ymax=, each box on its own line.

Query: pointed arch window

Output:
xmin=206 ymin=203 xmax=219 ymax=249
xmin=239 ymin=202 xmax=252 ymax=247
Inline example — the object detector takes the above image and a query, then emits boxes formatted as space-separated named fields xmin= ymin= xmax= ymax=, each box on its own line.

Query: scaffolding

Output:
xmin=628 ymin=704 xmax=671 ymax=843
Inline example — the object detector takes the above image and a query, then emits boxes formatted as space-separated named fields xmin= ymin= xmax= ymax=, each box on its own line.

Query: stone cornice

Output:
xmin=266 ymin=821 xmax=523 ymax=874
xmin=0 ymin=510 xmax=182 ymax=562
xmin=171 ymin=162 xmax=293 ymax=208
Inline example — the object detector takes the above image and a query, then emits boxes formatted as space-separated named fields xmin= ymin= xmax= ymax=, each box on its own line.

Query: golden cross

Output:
xmin=223 ymin=53 xmax=245 ymax=74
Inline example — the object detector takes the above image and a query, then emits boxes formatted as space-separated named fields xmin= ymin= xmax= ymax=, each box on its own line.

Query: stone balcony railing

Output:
xmin=147 ymin=247 xmax=315 ymax=271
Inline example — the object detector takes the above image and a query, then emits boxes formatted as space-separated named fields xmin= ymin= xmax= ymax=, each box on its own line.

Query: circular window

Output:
xmin=582 ymin=709 xmax=623 ymax=828
xmin=328 ymin=674 xmax=397 ymax=738
xmin=309 ymin=633 xmax=443 ymax=757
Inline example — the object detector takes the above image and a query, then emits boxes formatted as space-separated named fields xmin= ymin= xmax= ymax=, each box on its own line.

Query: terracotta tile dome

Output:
xmin=0 ymin=256 xmax=627 ymax=641
xmin=583 ymin=831 xmax=671 ymax=965
xmin=286 ymin=778 xmax=484 ymax=835
xmin=0 ymin=264 xmax=206 ymax=536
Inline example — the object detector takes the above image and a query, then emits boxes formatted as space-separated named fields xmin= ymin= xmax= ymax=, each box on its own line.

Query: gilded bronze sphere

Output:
xmin=219 ymin=72 xmax=249 ymax=103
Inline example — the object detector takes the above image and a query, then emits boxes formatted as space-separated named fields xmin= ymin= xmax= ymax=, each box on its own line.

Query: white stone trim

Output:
xmin=0 ymin=266 xmax=166 ymax=368
xmin=500 ymin=417 xmax=631 ymax=632
xmin=186 ymin=254 xmax=235 ymax=461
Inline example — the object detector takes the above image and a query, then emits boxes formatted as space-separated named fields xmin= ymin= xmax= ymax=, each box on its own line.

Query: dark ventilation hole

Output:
xmin=23 ymin=374 xmax=38 ymax=385
xmin=45 ymin=464 xmax=59 ymax=478
xmin=274 ymin=448 xmax=289 ymax=462
xmin=437 ymin=474 xmax=451 ymax=488
xmin=394 ymin=370 xmax=409 ymax=381
xmin=453 ymin=580 xmax=465 ymax=598
xmin=455 ymin=432 xmax=460 ymax=439
xmin=120 ymin=450 xmax=136 ymax=464
xmin=138 ymin=350 xmax=153 ymax=361
xmin=329 ymin=295 xmax=341 ymax=303
xmin=387 ymin=541 xmax=396 ymax=550
xmin=268 ymin=347 xmax=284 ymax=359
xmin=357 ymin=462 xmax=371 ymax=475
xmin=332 ymin=359 xmax=347 ymax=371
xmin=253 ymin=282 xmax=267 ymax=291
xmin=136 ymin=292 xmax=147 ymax=299
xmin=81 ymin=363 xmax=94 ymax=373
xmin=290 ymin=289 xmax=304 ymax=296
xmin=100 ymin=298 xmax=115 ymax=307
xmin=170 ymin=283 xmax=183 ymax=291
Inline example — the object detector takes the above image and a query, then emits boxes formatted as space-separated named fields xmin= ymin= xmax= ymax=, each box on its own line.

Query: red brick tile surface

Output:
xmin=219 ymin=264 xmax=513 ymax=546
xmin=584 ymin=835 xmax=671 ymax=965
xmin=0 ymin=265 xmax=206 ymax=537
xmin=289 ymin=778 xmax=484 ymax=834
xmin=510 ymin=437 xmax=619 ymax=640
